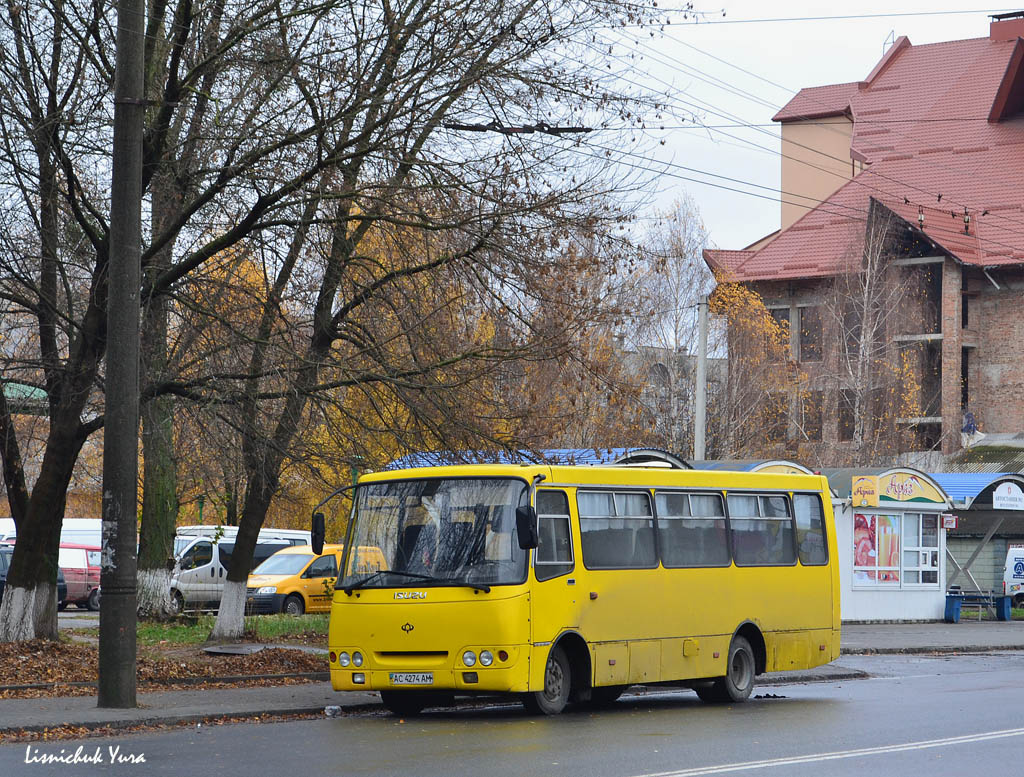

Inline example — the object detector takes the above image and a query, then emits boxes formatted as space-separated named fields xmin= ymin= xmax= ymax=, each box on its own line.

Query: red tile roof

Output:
xmin=709 ymin=34 xmax=1024 ymax=281
xmin=771 ymin=82 xmax=861 ymax=122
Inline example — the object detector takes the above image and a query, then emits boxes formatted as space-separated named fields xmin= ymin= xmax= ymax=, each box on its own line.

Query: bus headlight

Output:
xmin=339 ymin=652 xmax=351 ymax=667
xmin=257 ymin=586 xmax=276 ymax=595
xmin=479 ymin=650 xmax=494 ymax=667
xmin=352 ymin=652 xmax=364 ymax=667
xmin=462 ymin=650 xmax=477 ymax=667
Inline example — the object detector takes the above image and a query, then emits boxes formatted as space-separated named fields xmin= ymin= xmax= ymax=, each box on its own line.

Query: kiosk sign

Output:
xmin=852 ymin=476 xmax=879 ymax=507
xmin=993 ymin=482 xmax=1024 ymax=511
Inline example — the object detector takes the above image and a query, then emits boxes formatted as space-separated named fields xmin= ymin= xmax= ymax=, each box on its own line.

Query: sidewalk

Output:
xmin=3 ymin=621 xmax=1024 ymax=735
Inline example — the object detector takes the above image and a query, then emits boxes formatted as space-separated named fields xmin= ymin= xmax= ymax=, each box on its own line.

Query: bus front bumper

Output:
xmin=330 ymin=665 xmax=529 ymax=694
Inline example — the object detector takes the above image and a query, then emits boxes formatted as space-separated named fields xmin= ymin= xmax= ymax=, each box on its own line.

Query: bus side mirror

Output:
xmin=515 ymin=506 xmax=538 ymax=550
xmin=312 ymin=512 xmax=326 ymax=555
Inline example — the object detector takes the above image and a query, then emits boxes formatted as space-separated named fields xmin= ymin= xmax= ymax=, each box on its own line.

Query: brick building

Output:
xmin=705 ymin=13 xmax=1024 ymax=458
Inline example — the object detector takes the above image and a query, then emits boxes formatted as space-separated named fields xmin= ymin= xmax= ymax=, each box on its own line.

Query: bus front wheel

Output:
xmin=522 ymin=646 xmax=572 ymax=715
xmin=696 ymin=635 xmax=755 ymax=704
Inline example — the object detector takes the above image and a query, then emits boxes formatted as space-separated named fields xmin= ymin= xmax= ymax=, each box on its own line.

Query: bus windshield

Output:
xmin=340 ymin=478 xmax=529 ymax=589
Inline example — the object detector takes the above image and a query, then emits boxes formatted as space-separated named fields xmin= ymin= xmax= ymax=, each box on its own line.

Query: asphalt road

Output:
xmin=5 ymin=652 xmax=1024 ymax=776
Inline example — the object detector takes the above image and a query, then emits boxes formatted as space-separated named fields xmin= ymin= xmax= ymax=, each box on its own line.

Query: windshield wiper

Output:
xmin=342 ymin=570 xmax=490 ymax=595
xmin=343 ymin=570 xmax=442 ymax=594
xmin=443 ymin=577 xmax=491 ymax=594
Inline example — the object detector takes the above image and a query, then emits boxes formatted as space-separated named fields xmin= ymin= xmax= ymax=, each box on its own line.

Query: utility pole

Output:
xmin=693 ymin=296 xmax=709 ymax=461
xmin=98 ymin=0 xmax=144 ymax=708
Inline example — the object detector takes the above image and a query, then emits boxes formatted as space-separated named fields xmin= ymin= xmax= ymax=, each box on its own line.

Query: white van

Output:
xmin=1004 ymin=546 xmax=1024 ymax=606
xmin=0 ymin=517 xmax=103 ymax=546
xmin=170 ymin=527 xmax=310 ymax=613
xmin=175 ymin=525 xmax=310 ymax=543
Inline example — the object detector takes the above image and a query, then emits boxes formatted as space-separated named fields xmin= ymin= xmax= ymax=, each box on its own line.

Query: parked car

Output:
xmin=0 ymin=546 xmax=66 ymax=608
xmin=58 ymin=543 xmax=101 ymax=611
xmin=170 ymin=535 xmax=295 ymax=613
xmin=245 ymin=544 xmax=386 ymax=615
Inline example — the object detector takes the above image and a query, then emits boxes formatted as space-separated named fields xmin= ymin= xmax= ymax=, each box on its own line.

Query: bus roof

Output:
xmin=358 ymin=463 xmax=829 ymax=490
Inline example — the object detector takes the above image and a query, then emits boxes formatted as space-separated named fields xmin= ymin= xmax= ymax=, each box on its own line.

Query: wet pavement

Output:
xmin=3 ymin=619 xmax=1023 ymax=735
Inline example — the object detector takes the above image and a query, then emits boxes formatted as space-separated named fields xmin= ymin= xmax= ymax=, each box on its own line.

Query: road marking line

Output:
xmin=631 ymin=727 xmax=1024 ymax=776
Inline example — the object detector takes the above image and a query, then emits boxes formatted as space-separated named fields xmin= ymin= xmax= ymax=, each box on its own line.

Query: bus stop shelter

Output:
xmin=931 ymin=473 xmax=1024 ymax=598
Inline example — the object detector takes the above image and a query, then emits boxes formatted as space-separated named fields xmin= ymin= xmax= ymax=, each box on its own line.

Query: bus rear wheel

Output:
xmin=522 ymin=646 xmax=571 ymax=715
xmin=696 ymin=635 xmax=755 ymax=704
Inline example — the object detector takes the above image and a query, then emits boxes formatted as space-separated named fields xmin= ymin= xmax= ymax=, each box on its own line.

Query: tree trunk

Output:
xmin=208 ymin=579 xmax=246 ymax=642
xmin=137 ymin=176 xmax=179 ymax=620
xmin=0 ymin=418 xmax=86 ymax=640
xmin=0 ymin=582 xmax=57 ymax=641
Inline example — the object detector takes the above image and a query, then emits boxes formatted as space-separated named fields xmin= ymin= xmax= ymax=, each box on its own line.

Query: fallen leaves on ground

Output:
xmin=0 ymin=640 xmax=326 ymax=699
xmin=0 ymin=711 xmax=324 ymax=744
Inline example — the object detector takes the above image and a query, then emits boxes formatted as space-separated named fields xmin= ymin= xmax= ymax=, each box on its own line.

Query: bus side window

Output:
xmin=793 ymin=493 xmax=828 ymax=565
xmin=578 ymin=490 xmax=656 ymax=569
xmin=728 ymin=493 xmax=796 ymax=566
xmin=535 ymin=490 xmax=573 ymax=581
xmin=656 ymin=491 xmax=729 ymax=567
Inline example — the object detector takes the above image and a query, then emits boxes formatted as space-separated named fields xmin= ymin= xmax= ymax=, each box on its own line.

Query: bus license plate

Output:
xmin=389 ymin=672 xmax=433 ymax=685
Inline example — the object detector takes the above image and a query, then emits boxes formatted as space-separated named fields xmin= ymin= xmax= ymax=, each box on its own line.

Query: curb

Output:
xmin=755 ymin=670 xmax=869 ymax=685
xmin=0 ymin=672 xmax=329 ymax=693
xmin=841 ymin=645 xmax=1024 ymax=655
xmin=0 ymin=703 xmax=384 ymax=737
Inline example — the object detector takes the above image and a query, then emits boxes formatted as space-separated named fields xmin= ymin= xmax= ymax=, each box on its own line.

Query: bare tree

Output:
xmin=821 ymin=200 xmax=926 ymax=465
xmin=628 ymin=197 xmax=713 ymax=454
xmin=0 ymin=0 xmax=671 ymax=641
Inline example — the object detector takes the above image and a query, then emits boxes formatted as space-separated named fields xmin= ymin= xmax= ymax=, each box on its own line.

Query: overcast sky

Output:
xmin=598 ymin=2 xmax=1014 ymax=251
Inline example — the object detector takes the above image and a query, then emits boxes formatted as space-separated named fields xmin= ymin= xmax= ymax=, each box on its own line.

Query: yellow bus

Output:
xmin=312 ymin=463 xmax=839 ymax=715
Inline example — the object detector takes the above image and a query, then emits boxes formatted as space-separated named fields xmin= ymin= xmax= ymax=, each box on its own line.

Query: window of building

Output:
xmin=656 ymin=491 xmax=729 ymax=567
xmin=536 ymin=490 xmax=574 ymax=581
xmin=842 ymin=308 xmax=862 ymax=360
xmin=727 ymin=493 xmax=795 ymax=566
xmin=838 ymin=390 xmax=855 ymax=442
xmin=799 ymin=306 xmax=822 ymax=362
xmin=802 ymin=391 xmax=823 ymax=441
xmin=767 ymin=308 xmax=790 ymax=361
xmin=765 ymin=393 xmax=788 ymax=441
xmin=793 ymin=494 xmax=828 ymax=565
xmin=578 ymin=491 xmax=656 ymax=569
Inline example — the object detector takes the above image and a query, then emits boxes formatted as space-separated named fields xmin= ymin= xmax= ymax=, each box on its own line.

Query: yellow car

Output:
xmin=246 ymin=544 xmax=385 ymax=615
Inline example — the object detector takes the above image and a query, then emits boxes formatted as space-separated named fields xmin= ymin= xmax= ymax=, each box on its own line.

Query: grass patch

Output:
xmin=246 ymin=613 xmax=328 ymax=642
xmin=138 ymin=616 xmax=217 ymax=645
xmin=133 ymin=613 xmax=329 ymax=645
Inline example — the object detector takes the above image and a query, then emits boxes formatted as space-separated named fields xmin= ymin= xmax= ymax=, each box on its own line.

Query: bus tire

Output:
xmin=284 ymin=595 xmax=305 ymax=615
xmin=522 ymin=645 xmax=571 ymax=715
xmin=380 ymin=691 xmax=432 ymax=716
xmin=698 ymin=635 xmax=755 ymax=704
xmin=589 ymin=684 xmax=627 ymax=707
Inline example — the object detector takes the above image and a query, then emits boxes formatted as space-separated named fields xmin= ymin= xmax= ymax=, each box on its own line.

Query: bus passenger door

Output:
xmin=531 ymin=490 xmax=582 ymax=646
